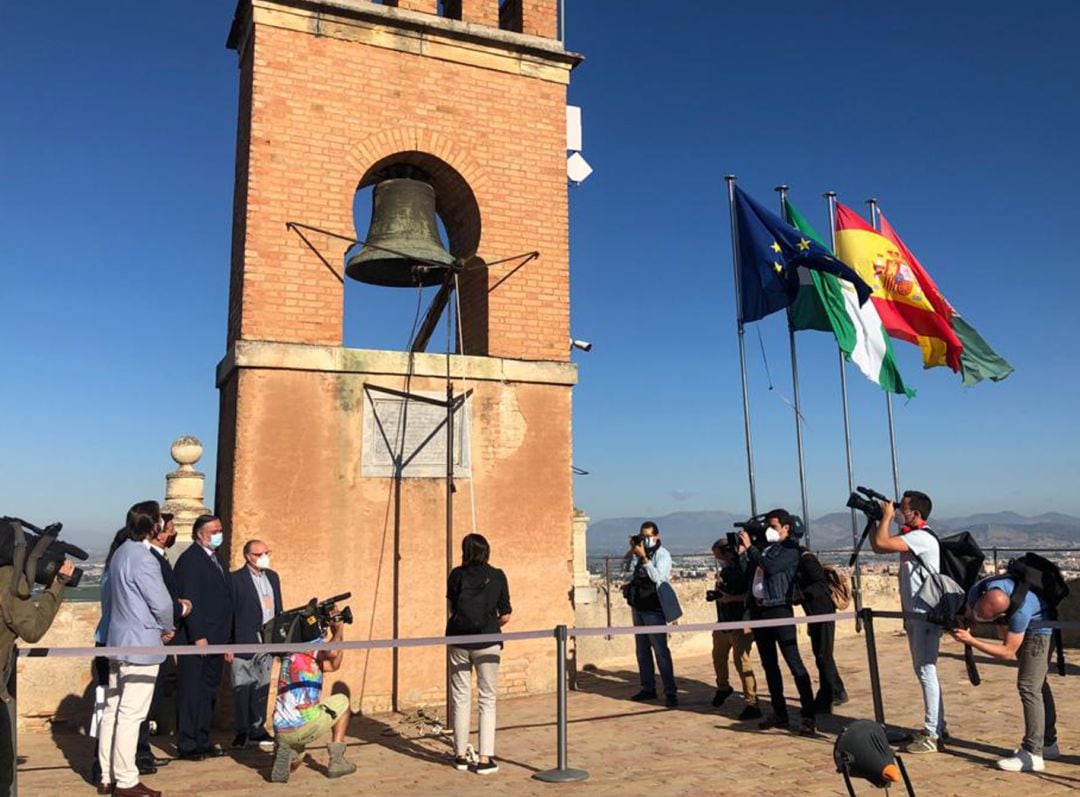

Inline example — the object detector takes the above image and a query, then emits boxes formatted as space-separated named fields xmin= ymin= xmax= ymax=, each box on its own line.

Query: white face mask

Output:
xmin=255 ymin=554 xmax=271 ymax=570
xmin=765 ymin=528 xmax=781 ymax=544
xmin=209 ymin=531 xmax=224 ymax=549
xmin=643 ymin=536 xmax=657 ymax=550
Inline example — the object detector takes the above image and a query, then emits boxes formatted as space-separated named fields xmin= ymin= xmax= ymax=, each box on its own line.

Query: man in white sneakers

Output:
xmin=951 ymin=577 xmax=1059 ymax=772
xmin=870 ymin=490 xmax=946 ymax=754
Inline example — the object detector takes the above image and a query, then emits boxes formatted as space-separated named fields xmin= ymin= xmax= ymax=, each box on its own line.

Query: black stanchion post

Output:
xmin=861 ymin=608 xmax=886 ymax=725
xmin=533 ymin=625 xmax=588 ymax=783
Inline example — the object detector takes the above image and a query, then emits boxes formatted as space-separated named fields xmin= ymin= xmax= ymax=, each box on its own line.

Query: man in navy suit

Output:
xmin=229 ymin=539 xmax=283 ymax=749
xmin=174 ymin=514 xmax=234 ymax=760
xmin=135 ymin=513 xmax=191 ymax=773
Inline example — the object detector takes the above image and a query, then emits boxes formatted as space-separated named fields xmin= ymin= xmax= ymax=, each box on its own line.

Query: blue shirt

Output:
xmin=636 ymin=544 xmax=672 ymax=585
xmin=967 ymin=577 xmax=1051 ymax=636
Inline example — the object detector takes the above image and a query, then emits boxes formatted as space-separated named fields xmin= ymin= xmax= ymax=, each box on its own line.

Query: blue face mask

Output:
xmin=209 ymin=531 xmax=224 ymax=549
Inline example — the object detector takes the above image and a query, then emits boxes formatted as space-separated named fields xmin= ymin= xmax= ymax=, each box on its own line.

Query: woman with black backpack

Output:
xmin=446 ymin=533 xmax=512 ymax=775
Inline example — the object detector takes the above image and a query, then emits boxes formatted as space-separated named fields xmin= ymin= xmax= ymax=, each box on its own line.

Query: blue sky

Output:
xmin=2 ymin=1 xmax=1078 ymax=547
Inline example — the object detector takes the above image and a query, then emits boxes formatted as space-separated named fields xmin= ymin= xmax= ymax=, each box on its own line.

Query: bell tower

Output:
xmin=218 ymin=0 xmax=582 ymax=710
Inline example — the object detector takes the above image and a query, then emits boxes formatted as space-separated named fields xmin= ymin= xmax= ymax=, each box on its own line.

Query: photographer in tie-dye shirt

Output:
xmin=269 ymin=610 xmax=356 ymax=782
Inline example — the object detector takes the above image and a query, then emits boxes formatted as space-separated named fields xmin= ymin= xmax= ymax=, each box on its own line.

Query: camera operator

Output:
xmin=708 ymin=539 xmax=760 ymax=720
xmin=738 ymin=509 xmax=816 ymax=735
xmin=270 ymin=609 xmax=356 ymax=783
xmin=949 ymin=577 xmax=1058 ymax=772
xmin=869 ymin=491 xmax=947 ymax=755
xmin=624 ymin=521 xmax=678 ymax=707
xmin=0 ymin=534 xmax=77 ymax=797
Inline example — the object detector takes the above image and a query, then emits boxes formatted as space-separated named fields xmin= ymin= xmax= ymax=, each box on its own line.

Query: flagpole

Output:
xmin=776 ymin=184 xmax=811 ymax=547
xmin=725 ymin=175 xmax=758 ymax=517
xmin=825 ymin=190 xmax=863 ymax=627
xmin=866 ymin=197 xmax=902 ymax=501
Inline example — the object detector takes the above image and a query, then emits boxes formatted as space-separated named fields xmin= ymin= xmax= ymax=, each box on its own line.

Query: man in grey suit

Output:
xmin=96 ymin=504 xmax=175 ymax=797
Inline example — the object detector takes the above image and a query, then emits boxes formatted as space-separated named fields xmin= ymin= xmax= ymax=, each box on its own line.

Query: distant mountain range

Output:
xmin=586 ymin=509 xmax=1080 ymax=556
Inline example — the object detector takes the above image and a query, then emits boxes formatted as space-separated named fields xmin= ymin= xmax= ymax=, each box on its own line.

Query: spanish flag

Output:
xmin=877 ymin=210 xmax=1013 ymax=386
xmin=834 ymin=203 xmax=963 ymax=371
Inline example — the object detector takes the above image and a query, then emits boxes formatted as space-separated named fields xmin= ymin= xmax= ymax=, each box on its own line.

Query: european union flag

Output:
xmin=733 ymin=185 xmax=871 ymax=323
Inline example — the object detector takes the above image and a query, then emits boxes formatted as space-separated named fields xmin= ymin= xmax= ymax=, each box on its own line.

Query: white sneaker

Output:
xmin=1042 ymin=742 xmax=1060 ymax=760
xmin=996 ymin=749 xmax=1045 ymax=772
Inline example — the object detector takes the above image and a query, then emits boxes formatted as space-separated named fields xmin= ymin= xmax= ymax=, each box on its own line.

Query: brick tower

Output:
xmin=218 ymin=0 xmax=581 ymax=711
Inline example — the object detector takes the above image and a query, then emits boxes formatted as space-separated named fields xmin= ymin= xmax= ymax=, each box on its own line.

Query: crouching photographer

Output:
xmin=268 ymin=599 xmax=356 ymax=783
xmin=738 ymin=509 xmax=817 ymax=736
xmin=0 ymin=517 xmax=82 ymax=797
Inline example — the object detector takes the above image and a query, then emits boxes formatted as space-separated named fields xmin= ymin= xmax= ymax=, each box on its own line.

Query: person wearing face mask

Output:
xmin=869 ymin=490 xmax=947 ymax=755
xmin=230 ymin=539 xmax=282 ymax=750
xmin=624 ymin=521 xmax=678 ymax=707
xmin=135 ymin=513 xmax=191 ymax=775
xmin=174 ymin=514 xmax=235 ymax=761
xmin=738 ymin=509 xmax=816 ymax=736
xmin=949 ymin=576 xmax=1059 ymax=772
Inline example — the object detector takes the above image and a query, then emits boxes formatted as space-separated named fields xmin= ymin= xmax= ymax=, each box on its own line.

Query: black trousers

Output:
xmin=0 ymin=686 xmax=14 ymax=797
xmin=750 ymin=605 xmax=815 ymax=720
xmin=808 ymin=620 xmax=846 ymax=708
xmin=177 ymin=654 xmax=224 ymax=755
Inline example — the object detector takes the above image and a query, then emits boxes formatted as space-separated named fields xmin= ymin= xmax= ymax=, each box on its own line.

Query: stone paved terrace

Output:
xmin=18 ymin=627 xmax=1080 ymax=796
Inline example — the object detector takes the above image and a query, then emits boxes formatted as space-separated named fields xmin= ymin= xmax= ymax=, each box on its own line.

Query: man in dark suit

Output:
xmin=135 ymin=513 xmax=191 ymax=774
xmin=174 ymin=514 xmax=234 ymax=760
xmin=229 ymin=539 xmax=283 ymax=750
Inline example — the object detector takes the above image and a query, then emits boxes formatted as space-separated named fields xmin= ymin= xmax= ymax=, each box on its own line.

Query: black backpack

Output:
xmin=1005 ymin=553 xmax=1070 ymax=675
xmin=448 ymin=568 xmax=497 ymax=636
xmin=924 ymin=529 xmax=985 ymax=591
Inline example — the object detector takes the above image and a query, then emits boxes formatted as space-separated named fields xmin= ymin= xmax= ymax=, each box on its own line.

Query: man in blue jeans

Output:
xmin=870 ymin=491 xmax=947 ymax=754
xmin=624 ymin=522 xmax=678 ymax=707
xmin=951 ymin=577 xmax=1059 ymax=772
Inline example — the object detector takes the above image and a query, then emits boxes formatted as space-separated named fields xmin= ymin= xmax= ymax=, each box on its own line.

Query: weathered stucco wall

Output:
xmin=219 ymin=348 xmax=575 ymax=712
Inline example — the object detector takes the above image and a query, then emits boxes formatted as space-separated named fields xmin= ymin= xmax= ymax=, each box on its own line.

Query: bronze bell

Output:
xmin=346 ymin=178 xmax=455 ymax=287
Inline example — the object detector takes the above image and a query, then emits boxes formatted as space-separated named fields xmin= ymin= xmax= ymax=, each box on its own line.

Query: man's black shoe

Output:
xmin=711 ymin=686 xmax=734 ymax=708
xmin=758 ymin=714 xmax=789 ymax=731
xmin=249 ymin=728 xmax=273 ymax=743
xmin=176 ymin=750 xmax=206 ymax=762
xmin=629 ymin=689 xmax=657 ymax=702
xmin=665 ymin=694 xmax=679 ymax=708
xmin=136 ymin=759 xmax=157 ymax=776
xmin=197 ymin=744 xmax=227 ymax=758
xmin=833 ymin=692 xmax=850 ymax=707
xmin=231 ymin=733 xmax=248 ymax=749
xmin=737 ymin=705 xmax=763 ymax=721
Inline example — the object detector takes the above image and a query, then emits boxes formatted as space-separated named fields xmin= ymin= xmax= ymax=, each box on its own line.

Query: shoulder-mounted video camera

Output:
xmin=728 ymin=514 xmax=769 ymax=551
xmin=262 ymin=592 xmax=353 ymax=647
xmin=0 ymin=516 xmax=87 ymax=592
xmin=846 ymin=486 xmax=899 ymax=522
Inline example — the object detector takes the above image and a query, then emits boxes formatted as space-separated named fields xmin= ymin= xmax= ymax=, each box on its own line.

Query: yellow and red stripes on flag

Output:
xmin=834 ymin=203 xmax=962 ymax=371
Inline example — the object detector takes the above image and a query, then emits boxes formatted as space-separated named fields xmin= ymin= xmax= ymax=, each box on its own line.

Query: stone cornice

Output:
xmin=227 ymin=0 xmax=583 ymax=84
xmin=216 ymin=340 xmax=578 ymax=387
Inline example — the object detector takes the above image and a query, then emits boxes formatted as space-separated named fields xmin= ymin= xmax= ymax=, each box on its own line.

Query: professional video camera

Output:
xmin=845 ymin=486 xmax=899 ymax=522
xmin=262 ymin=592 xmax=354 ymax=647
xmin=727 ymin=514 xmax=770 ymax=552
xmin=0 ymin=517 xmax=87 ymax=589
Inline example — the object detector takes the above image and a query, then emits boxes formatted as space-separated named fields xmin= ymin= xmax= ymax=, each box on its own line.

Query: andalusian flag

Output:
xmin=877 ymin=211 xmax=1013 ymax=386
xmin=835 ymin=203 xmax=964 ymax=371
xmin=785 ymin=199 xmax=914 ymax=398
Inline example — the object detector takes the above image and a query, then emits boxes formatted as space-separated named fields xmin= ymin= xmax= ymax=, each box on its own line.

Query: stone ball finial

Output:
xmin=170 ymin=436 xmax=203 ymax=471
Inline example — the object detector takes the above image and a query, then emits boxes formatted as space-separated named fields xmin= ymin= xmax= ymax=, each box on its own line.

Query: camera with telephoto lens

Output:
xmin=705 ymin=589 xmax=720 ymax=602
xmin=629 ymin=533 xmax=646 ymax=548
xmin=262 ymin=592 xmax=354 ymax=647
xmin=846 ymin=486 xmax=899 ymax=522
xmin=0 ymin=517 xmax=88 ymax=588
